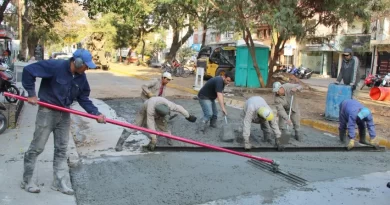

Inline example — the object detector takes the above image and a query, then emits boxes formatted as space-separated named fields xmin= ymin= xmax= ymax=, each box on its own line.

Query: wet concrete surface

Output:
xmin=70 ymin=152 xmax=390 ymax=205
xmin=104 ymin=98 xmax=346 ymax=148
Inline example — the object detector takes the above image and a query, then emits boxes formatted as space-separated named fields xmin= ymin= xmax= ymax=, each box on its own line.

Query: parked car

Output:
xmin=54 ymin=53 xmax=72 ymax=60
xmin=50 ymin=52 xmax=68 ymax=59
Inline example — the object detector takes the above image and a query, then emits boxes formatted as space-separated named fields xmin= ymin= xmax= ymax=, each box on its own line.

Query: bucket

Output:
xmin=369 ymin=87 xmax=390 ymax=101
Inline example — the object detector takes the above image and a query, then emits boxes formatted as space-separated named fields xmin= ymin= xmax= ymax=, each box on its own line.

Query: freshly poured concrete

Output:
xmin=104 ymin=98 xmax=345 ymax=148
xmin=200 ymin=171 xmax=390 ymax=205
xmin=70 ymin=152 xmax=390 ymax=205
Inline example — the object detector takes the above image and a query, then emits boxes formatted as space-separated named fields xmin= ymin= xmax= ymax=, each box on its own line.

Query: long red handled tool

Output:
xmin=6 ymin=92 xmax=307 ymax=186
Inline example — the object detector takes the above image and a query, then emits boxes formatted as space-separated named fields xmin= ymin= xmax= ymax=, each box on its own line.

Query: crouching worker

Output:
xmin=115 ymin=97 xmax=197 ymax=151
xmin=339 ymin=99 xmax=378 ymax=150
xmin=141 ymin=72 xmax=172 ymax=101
xmin=240 ymin=96 xmax=282 ymax=150
xmin=273 ymin=82 xmax=304 ymax=141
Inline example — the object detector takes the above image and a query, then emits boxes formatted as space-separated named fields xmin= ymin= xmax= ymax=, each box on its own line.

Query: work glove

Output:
xmin=186 ymin=115 xmax=197 ymax=123
xmin=147 ymin=92 xmax=154 ymax=98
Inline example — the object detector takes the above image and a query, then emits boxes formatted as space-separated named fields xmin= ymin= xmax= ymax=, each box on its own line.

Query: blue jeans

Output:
xmin=199 ymin=98 xmax=218 ymax=122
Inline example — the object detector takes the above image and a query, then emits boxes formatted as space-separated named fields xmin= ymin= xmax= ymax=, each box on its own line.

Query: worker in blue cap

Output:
xmin=21 ymin=49 xmax=106 ymax=195
xmin=339 ymin=99 xmax=378 ymax=150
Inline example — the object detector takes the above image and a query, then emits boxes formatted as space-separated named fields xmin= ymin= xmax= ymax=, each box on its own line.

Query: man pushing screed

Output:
xmin=21 ymin=49 xmax=106 ymax=195
xmin=115 ymin=97 xmax=197 ymax=151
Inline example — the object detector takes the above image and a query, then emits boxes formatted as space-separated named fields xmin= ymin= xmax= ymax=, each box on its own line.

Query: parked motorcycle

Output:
xmin=0 ymin=102 xmax=7 ymax=134
xmin=360 ymin=74 xmax=383 ymax=90
xmin=381 ymin=73 xmax=390 ymax=87
xmin=0 ymin=63 xmax=20 ymax=103
xmin=298 ymin=66 xmax=313 ymax=79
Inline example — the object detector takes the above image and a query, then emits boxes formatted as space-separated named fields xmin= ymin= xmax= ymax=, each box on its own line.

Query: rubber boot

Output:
xmin=198 ymin=120 xmax=207 ymax=134
xmin=275 ymin=138 xmax=284 ymax=151
xmin=263 ymin=133 xmax=272 ymax=143
xmin=147 ymin=137 xmax=157 ymax=151
xmin=115 ymin=129 xmax=131 ymax=152
xmin=20 ymin=180 xmax=40 ymax=193
xmin=358 ymin=128 xmax=369 ymax=145
xmin=51 ymin=176 xmax=74 ymax=195
xmin=244 ymin=138 xmax=252 ymax=150
xmin=210 ymin=117 xmax=217 ymax=128
xmin=294 ymin=130 xmax=302 ymax=142
xmin=347 ymin=139 xmax=355 ymax=150
xmin=339 ymin=130 xmax=346 ymax=143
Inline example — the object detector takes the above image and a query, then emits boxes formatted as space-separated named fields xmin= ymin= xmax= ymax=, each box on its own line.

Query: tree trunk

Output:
xmin=201 ymin=24 xmax=207 ymax=46
xmin=244 ymin=27 xmax=266 ymax=88
xmin=167 ymin=25 xmax=194 ymax=62
xmin=21 ymin=22 xmax=30 ymax=59
xmin=0 ymin=0 xmax=11 ymax=24
xmin=267 ymin=36 xmax=287 ymax=87
xmin=141 ymin=39 xmax=145 ymax=62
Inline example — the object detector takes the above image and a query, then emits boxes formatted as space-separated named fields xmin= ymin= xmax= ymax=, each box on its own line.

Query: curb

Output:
xmin=301 ymin=119 xmax=390 ymax=149
xmin=109 ymin=66 xmax=390 ymax=149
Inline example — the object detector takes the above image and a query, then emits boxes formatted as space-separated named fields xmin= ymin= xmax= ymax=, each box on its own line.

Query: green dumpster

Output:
xmin=235 ymin=40 xmax=270 ymax=88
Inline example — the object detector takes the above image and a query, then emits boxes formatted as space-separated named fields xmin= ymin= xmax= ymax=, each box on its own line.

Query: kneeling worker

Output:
xmin=241 ymin=96 xmax=282 ymax=150
xmin=115 ymin=97 xmax=197 ymax=151
xmin=339 ymin=99 xmax=378 ymax=150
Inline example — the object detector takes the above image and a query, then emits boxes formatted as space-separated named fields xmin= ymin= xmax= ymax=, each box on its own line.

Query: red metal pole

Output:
xmin=5 ymin=92 xmax=275 ymax=164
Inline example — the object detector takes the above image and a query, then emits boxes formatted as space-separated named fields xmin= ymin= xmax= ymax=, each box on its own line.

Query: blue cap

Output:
xmin=357 ymin=107 xmax=371 ymax=120
xmin=73 ymin=49 xmax=96 ymax=69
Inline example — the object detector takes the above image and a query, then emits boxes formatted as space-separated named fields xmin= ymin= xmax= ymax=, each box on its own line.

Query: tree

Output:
xmin=20 ymin=0 xmax=67 ymax=58
xmin=211 ymin=0 xmax=384 ymax=87
xmin=155 ymin=0 xmax=197 ymax=61
xmin=77 ymin=0 xmax=163 ymax=61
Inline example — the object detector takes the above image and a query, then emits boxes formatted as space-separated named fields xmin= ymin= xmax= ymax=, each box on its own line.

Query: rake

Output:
xmin=6 ymin=92 xmax=307 ymax=186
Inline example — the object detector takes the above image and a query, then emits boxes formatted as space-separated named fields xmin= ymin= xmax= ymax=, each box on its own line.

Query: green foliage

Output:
xmin=340 ymin=36 xmax=371 ymax=54
xmin=152 ymin=39 xmax=167 ymax=53
xmin=177 ymin=46 xmax=196 ymax=62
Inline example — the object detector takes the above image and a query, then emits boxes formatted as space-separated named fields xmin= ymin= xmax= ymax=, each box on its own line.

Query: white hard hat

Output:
xmin=162 ymin=72 xmax=172 ymax=80
xmin=272 ymin=82 xmax=282 ymax=93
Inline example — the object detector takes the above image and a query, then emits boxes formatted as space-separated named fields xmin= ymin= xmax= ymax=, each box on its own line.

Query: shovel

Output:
xmin=219 ymin=115 xmax=235 ymax=142
xmin=280 ymin=95 xmax=294 ymax=145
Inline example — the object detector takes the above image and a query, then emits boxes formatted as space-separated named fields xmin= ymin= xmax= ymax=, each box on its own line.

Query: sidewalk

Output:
xmin=0 ymin=95 xmax=76 ymax=204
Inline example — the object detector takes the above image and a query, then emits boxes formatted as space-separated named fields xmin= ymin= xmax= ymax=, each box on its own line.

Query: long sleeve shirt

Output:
xmin=141 ymin=78 xmax=165 ymax=101
xmin=242 ymin=96 xmax=281 ymax=139
xmin=274 ymin=83 xmax=303 ymax=121
xmin=22 ymin=59 xmax=100 ymax=115
xmin=145 ymin=97 xmax=190 ymax=132
xmin=337 ymin=56 xmax=360 ymax=86
xmin=339 ymin=99 xmax=376 ymax=138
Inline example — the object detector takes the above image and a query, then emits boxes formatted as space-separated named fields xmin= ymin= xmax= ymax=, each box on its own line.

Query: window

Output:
xmin=284 ymin=56 xmax=293 ymax=66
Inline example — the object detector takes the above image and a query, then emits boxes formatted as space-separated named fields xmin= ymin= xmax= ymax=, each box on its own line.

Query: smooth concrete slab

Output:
xmin=70 ymin=152 xmax=390 ymax=205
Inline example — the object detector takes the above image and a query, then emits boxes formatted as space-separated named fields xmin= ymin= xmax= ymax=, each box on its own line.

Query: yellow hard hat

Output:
xmin=258 ymin=107 xmax=274 ymax=121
